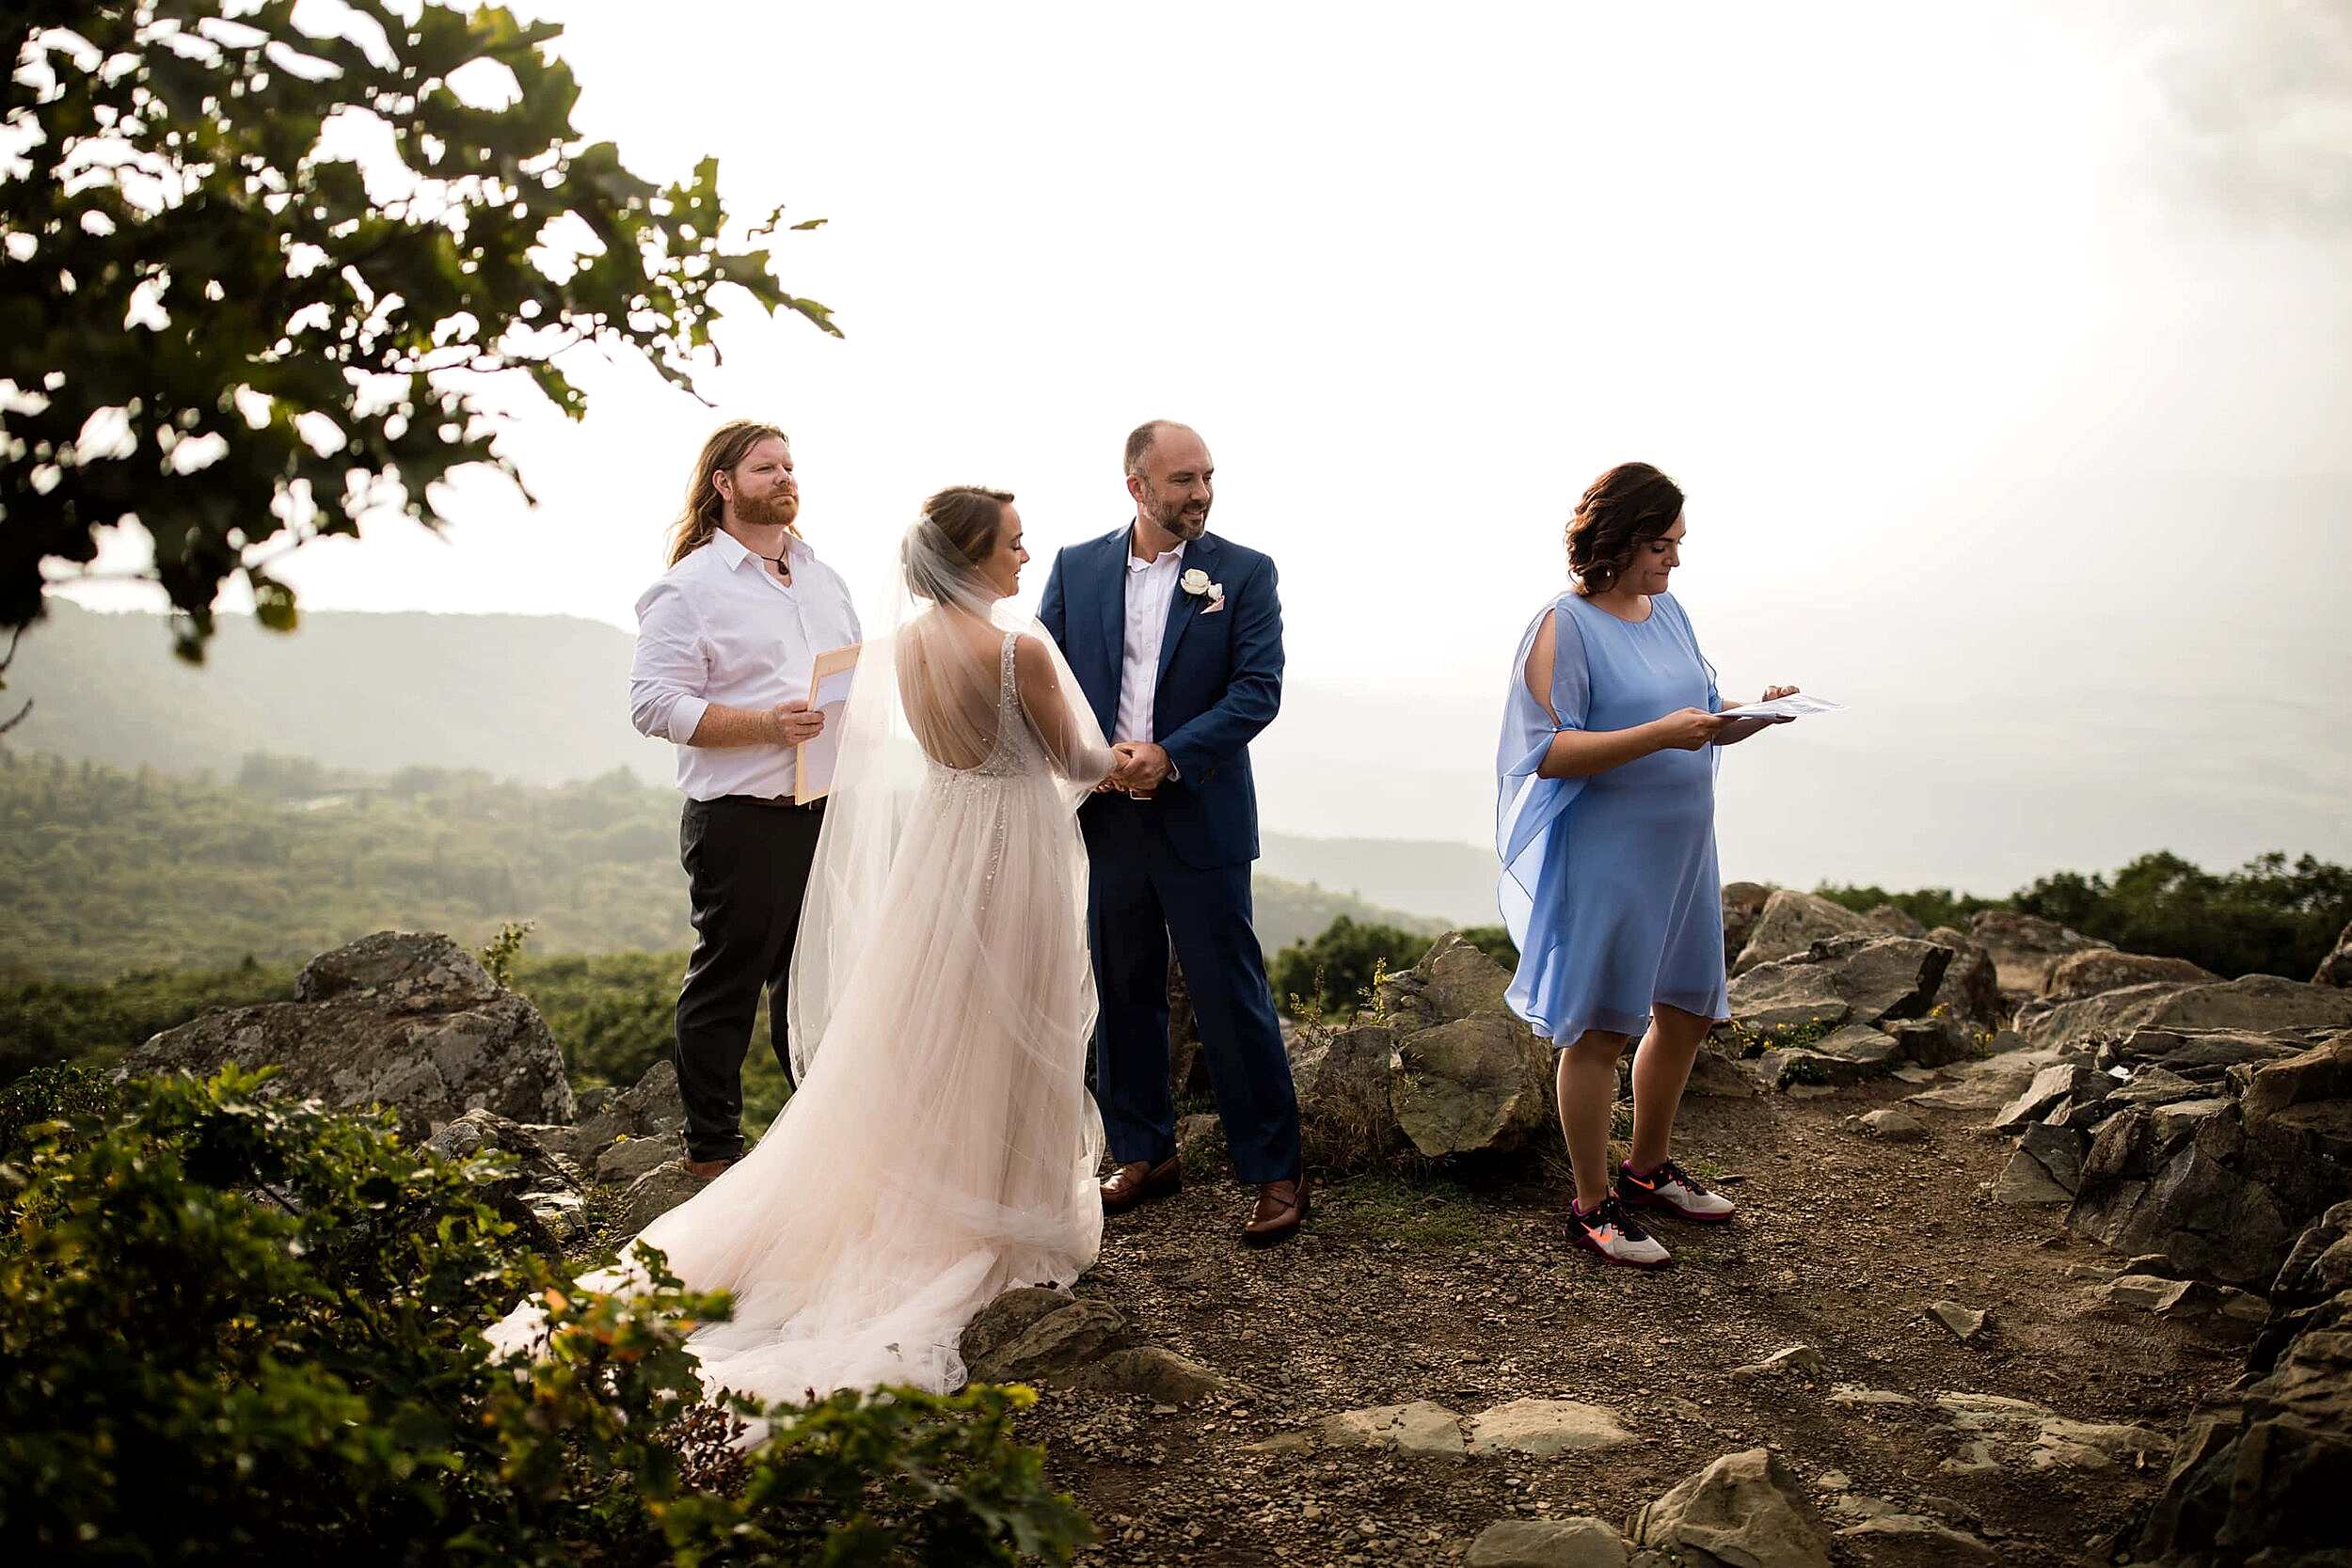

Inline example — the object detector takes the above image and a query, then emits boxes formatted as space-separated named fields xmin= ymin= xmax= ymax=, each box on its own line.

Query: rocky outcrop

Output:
xmin=1727 ymin=934 xmax=1952 ymax=1037
xmin=2139 ymin=1200 xmax=2352 ymax=1568
xmin=422 ymin=1107 xmax=590 ymax=1251
xmin=1923 ymin=926 xmax=2005 ymax=1036
xmin=958 ymin=1287 xmax=1230 ymax=1402
xmin=122 ymin=930 xmax=574 ymax=1133
xmin=1867 ymin=902 xmax=1926 ymax=937
xmin=1722 ymin=881 xmax=1772 ymax=969
xmin=1731 ymin=890 xmax=1870 ymax=975
xmin=2066 ymin=1028 xmax=2352 ymax=1288
xmin=2015 ymin=973 xmax=2352 ymax=1054
xmin=2042 ymin=948 xmax=2217 ymax=1002
xmin=1291 ymin=935 xmax=1556 ymax=1167
xmin=1628 ymin=1448 xmax=1832 ymax=1568
xmin=1967 ymin=910 xmax=2111 ymax=1001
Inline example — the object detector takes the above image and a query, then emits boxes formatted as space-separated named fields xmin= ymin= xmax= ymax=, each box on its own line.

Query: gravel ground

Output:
xmin=1020 ymin=1076 xmax=2237 ymax=1567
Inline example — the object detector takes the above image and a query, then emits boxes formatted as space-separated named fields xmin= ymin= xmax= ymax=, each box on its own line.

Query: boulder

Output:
xmin=124 ymin=930 xmax=574 ymax=1133
xmin=2018 ymin=974 xmax=2352 ymax=1054
xmin=1722 ymin=881 xmax=1772 ymax=969
xmin=1732 ymin=890 xmax=1871 ymax=975
xmin=2139 ymin=1200 xmax=2352 ymax=1567
xmin=1866 ymin=903 xmax=1926 ymax=937
xmin=1923 ymin=927 xmax=2005 ymax=1036
xmin=1884 ymin=1015 xmax=1971 ymax=1069
xmin=1375 ymin=931 xmax=1512 ymax=1028
xmin=1627 ymin=1447 xmax=1832 ymax=1568
xmin=595 ymin=1131 xmax=686 ymax=1186
xmin=962 ymin=1295 xmax=1131 ymax=1386
xmin=538 ymin=1058 xmax=687 ymax=1164
xmin=613 ymin=1161 xmax=703 ymax=1234
xmin=422 ymin=1107 xmax=590 ymax=1251
xmin=1469 ymin=1517 xmax=1629 ymax=1568
xmin=1391 ymin=1014 xmax=1552 ymax=1159
xmin=1080 ymin=1345 xmax=1225 ymax=1402
xmin=1967 ymin=910 xmax=2111 ymax=1001
xmin=2314 ymin=921 xmax=2352 ymax=987
xmin=2043 ymin=948 xmax=2217 ymax=1002
xmin=1855 ymin=1108 xmax=1929 ymax=1143
xmin=1291 ymin=1022 xmax=1405 ymax=1170
xmin=960 ymin=1286 xmax=1079 ymax=1368
xmin=1728 ymin=936 xmax=1952 ymax=1041
xmin=1313 ymin=1399 xmax=1469 ymax=1455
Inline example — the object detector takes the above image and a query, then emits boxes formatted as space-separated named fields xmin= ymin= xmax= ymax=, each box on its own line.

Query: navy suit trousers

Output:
xmin=1084 ymin=800 xmax=1302 ymax=1186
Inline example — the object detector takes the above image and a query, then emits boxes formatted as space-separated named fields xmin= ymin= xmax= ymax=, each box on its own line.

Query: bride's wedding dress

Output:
xmin=488 ymin=528 xmax=1111 ymax=1414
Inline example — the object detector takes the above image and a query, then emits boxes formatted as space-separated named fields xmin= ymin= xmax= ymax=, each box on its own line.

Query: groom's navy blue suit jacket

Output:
xmin=1037 ymin=526 xmax=1282 ymax=870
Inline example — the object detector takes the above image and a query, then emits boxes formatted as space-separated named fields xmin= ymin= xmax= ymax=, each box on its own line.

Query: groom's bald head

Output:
xmin=1123 ymin=420 xmax=1213 ymax=545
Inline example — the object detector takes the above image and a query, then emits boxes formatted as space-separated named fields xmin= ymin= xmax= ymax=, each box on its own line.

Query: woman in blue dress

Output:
xmin=1496 ymin=463 xmax=1796 ymax=1268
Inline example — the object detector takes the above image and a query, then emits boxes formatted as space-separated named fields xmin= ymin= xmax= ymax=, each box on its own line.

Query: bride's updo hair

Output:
xmin=1565 ymin=462 xmax=1684 ymax=594
xmin=904 ymin=485 xmax=1014 ymax=602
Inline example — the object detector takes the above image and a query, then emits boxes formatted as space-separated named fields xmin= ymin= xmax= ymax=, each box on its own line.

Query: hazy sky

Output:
xmin=51 ymin=1 xmax=2352 ymax=892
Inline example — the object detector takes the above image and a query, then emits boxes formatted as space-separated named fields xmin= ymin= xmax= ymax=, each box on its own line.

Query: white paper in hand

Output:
xmin=1720 ymin=692 xmax=1846 ymax=721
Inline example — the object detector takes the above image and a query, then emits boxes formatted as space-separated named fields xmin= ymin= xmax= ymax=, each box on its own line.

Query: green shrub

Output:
xmin=2015 ymin=850 xmax=2352 ymax=981
xmin=1269 ymin=916 xmax=1435 ymax=1021
xmin=0 ymin=1067 xmax=1089 ymax=1565
xmin=0 ymin=958 xmax=293 ymax=1083
xmin=1811 ymin=882 xmax=2002 ymax=933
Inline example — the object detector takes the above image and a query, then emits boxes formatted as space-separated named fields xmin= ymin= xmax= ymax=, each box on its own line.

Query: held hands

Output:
xmin=771 ymin=699 xmax=825 ymax=746
xmin=1103 ymin=741 xmax=1172 ymax=794
xmin=1651 ymin=707 xmax=1729 ymax=752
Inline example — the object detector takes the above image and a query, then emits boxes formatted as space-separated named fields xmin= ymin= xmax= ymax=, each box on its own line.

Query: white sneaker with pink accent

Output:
xmin=1617 ymin=1158 xmax=1737 ymax=1223
xmin=1568 ymin=1196 xmax=1673 ymax=1269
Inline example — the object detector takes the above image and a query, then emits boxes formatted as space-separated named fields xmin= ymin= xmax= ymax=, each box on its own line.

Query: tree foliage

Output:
xmin=1270 ymin=915 xmax=1436 ymax=1021
xmin=0 ymin=1065 xmax=1090 ymax=1565
xmin=2013 ymin=849 xmax=2352 ymax=982
xmin=1 ymin=1 xmax=836 ymax=656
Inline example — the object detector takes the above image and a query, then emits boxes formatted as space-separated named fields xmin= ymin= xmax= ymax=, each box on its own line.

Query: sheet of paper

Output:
xmin=793 ymin=642 xmax=863 ymax=803
xmin=1718 ymin=692 xmax=1846 ymax=721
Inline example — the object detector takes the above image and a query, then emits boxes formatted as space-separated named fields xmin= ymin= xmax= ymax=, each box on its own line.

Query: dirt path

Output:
xmin=1022 ymin=1076 xmax=2235 ymax=1566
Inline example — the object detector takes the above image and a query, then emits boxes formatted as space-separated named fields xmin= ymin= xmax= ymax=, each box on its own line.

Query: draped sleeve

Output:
xmin=1495 ymin=596 xmax=1590 ymax=955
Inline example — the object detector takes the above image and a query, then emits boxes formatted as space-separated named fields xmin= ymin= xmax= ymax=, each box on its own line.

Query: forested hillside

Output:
xmin=0 ymin=752 xmax=1436 ymax=981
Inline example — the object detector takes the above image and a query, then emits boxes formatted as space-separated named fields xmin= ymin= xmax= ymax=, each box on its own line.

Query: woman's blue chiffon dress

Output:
xmin=1495 ymin=590 xmax=1728 ymax=1045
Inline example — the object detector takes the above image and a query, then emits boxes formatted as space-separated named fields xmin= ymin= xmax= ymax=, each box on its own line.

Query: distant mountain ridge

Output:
xmin=13 ymin=598 xmax=1501 ymax=924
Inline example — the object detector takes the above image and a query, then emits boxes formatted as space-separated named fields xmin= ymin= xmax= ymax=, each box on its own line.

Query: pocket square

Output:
xmin=1201 ymin=583 xmax=1226 ymax=615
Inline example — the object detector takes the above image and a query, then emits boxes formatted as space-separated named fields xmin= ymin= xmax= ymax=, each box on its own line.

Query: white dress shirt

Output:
xmin=1115 ymin=540 xmax=1185 ymax=748
xmin=628 ymin=529 xmax=861 ymax=801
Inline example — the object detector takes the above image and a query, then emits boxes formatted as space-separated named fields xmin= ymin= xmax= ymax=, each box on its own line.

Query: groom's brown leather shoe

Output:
xmin=1100 ymin=1155 xmax=1182 ymax=1215
xmin=683 ymin=1156 xmax=739 ymax=1181
xmin=1242 ymin=1175 xmax=1311 ymax=1246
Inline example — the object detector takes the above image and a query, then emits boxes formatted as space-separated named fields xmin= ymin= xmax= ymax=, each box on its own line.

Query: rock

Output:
xmin=1391 ymin=1014 xmax=1552 ymax=1158
xmin=1313 ymin=1399 xmax=1468 ymax=1455
xmin=2100 ymin=1024 xmax=2318 ymax=1084
xmin=1291 ymin=1022 xmax=1405 ymax=1171
xmin=1627 ymin=1447 xmax=1832 ymax=1568
xmin=1469 ymin=1517 xmax=1629 ymax=1568
xmin=1901 ymin=1043 xmax=2050 ymax=1115
xmin=614 ymin=1160 xmax=703 ymax=1234
xmin=1732 ymin=1343 xmax=1825 ymax=1379
xmin=1174 ymin=1112 xmax=1230 ymax=1176
xmin=595 ymin=1130 xmax=686 ymax=1186
xmin=2015 ymin=1120 xmax=2087 ymax=1194
xmin=1684 ymin=1048 xmax=1763 ymax=1098
xmin=1992 ymin=1144 xmax=2073 ymax=1205
xmin=1465 ymin=1398 xmax=1636 ymax=1456
xmin=963 ymin=1296 xmax=1130 ymax=1385
xmin=1412 ymin=931 xmax=1514 ymax=1022
xmin=2097 ymin=1274 xmax=2268 ymax=1342
xmin=1722 ymin=882 xmax=1772 ymax=969
xmin=423 ymin=1107 xmax=591 ymax=1250
xmin=1732 ymin=890 xmax=1872 ymax=975
xmin=1967 ymin=910 xmax=2111 ymax=1001
xmin=546 ymin=1058 xmax=686 ymax=1164
xmin=1756 ymin=1023 xmax=1901 ymax=1091
xmin=1856 ymin=1108 xmax=1929 ymax=1142
xmin=1729 ymin=936 xmax=1952 ymax=1042
xmin=2140 ymin=1200 xmax=2352 ymax=1566
xmin=124 ymin=930 xmax=574 ymax=1133
xmin=2017 ymin=974 xmax=2352 ymax=1054
xmin=961 ymin=1286 xmax=1081 ymax=1368
xmin=1883 ymin=1015 xmax=1970 ymax=1069
xmin=1933 ymin=1392 xmax=2163 ymax=1473
xmin=2043 ymin=948 xmax=2217 ymax=1002
xmin=1835 ymin=1513 xmax=1998 ymax=1562
xmin=1924 ymin=927 xmax=2005 ymax=1036
xmin=1866 ymin=903 xmax=1925 ymax=937
xmin=2314 ymin=919 xmax=2352 ymax=987
xmin=1992 ymin=1063 xmax=2101 ymax=1130
xmin=1927 ymin=1300 xmax=1989 ymax=1341
xmin=1080 ymin=1345 xmax=1226 ymax=1402
xmin=1829 ymin=1386 xmax=1915 ymax=1405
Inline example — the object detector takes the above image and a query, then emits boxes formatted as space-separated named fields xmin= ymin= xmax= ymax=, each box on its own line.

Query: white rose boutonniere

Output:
xmin=1180 ymin=567 xmax=1211 ymax=596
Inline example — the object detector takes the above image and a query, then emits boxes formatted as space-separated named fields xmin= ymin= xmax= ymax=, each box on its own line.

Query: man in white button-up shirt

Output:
xmin=627 ymin=420 xmax=861 ymax=1179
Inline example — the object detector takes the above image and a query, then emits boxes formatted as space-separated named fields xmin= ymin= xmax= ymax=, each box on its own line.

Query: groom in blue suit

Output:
xmin=1038 ymin=420 xmax=1308 ymax=1245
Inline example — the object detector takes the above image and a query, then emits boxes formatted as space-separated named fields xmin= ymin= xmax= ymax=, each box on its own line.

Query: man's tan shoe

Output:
xmin=1099 ymin=1155 xmax=1182 ymax=1215
xmin=1241 ymin=1176 xmax=1311 ymax=1246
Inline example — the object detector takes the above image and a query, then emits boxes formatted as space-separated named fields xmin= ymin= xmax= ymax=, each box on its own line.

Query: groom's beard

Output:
xmin=1143 ymin=492 xmax=1209 ymax=543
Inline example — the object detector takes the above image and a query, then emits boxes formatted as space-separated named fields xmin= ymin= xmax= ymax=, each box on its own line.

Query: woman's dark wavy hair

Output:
xmin=1565 ymin=462 xmax=1684 ymax=594
xmin=903 ymin=485 xmax=1013 ymax=601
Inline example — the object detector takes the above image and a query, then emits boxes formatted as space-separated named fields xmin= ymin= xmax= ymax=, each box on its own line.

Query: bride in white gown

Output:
xmin=489 ymin=486 xmax=1114 ymax=1412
